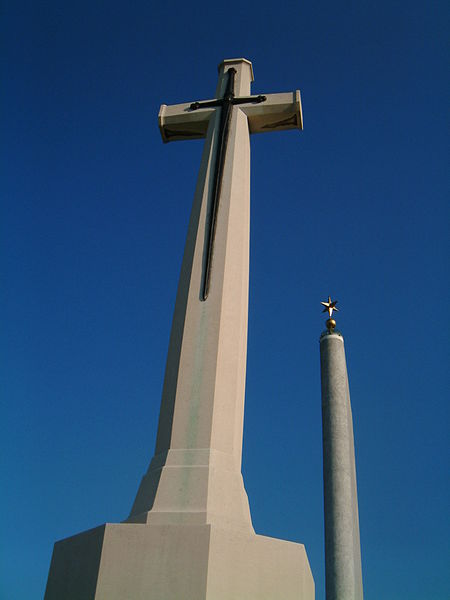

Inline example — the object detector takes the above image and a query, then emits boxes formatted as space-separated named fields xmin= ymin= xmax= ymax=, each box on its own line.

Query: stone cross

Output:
xmin=160 ymin=60 xmax=302 ymax=303
xmin=44 ymin=59 xmax=314 ymax=600
xmin=128 ymin=58 xmax=303 ymax=531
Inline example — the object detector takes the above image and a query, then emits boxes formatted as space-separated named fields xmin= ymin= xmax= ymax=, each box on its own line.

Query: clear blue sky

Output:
xmin=1 ymin=2 xmax=448 ymax=599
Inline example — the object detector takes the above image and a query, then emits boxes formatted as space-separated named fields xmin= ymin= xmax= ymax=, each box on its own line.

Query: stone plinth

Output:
xmin=45 ymin=523 xmax=314 ymax=600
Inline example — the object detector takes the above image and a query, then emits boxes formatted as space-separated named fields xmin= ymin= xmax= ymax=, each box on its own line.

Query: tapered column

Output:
xmin=129 ymin=60 xmax=254 ymax=530
xmin=320 ymin=331 xmax=363 ymax=600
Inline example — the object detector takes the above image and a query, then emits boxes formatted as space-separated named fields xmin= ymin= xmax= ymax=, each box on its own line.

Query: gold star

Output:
xmin=321 ymin=296 xmax=339 ymax=318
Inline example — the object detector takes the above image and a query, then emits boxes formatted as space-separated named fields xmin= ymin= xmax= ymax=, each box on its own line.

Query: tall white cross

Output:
xmin=129 ymin=58 xmax=303 ymax=531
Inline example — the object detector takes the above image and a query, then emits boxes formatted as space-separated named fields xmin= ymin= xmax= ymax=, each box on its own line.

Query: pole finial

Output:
xmin=320 ymin=296 xmax=339 ymax=332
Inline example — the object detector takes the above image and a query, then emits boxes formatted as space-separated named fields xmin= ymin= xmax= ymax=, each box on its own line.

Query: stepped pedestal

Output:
xmin=45 ymin=523 xmax=313 ymax=600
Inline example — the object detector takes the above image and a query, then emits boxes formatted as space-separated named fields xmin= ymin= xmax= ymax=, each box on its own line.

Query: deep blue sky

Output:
xmin=1 ymin=2 xmax=448 ymax=599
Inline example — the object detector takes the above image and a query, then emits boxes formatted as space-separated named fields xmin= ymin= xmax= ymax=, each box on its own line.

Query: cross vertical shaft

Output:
xmin=129 ymin=59 xmax=303 ymax=531
xmin=129 ymin=60 xmax=255 ymax=529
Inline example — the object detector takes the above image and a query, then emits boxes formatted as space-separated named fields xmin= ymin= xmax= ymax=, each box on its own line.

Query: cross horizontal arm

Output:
xmin=241 ymin=90 xmax=303 ymax=134
xmin=158 ymin=90 xmax=302 ymax=142
xmin=158 ymin=102 xmax=216 ymax=143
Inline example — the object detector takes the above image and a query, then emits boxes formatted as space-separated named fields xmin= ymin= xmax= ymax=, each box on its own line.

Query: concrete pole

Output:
xmin=320 ymin=330 xmax=363 ymax=600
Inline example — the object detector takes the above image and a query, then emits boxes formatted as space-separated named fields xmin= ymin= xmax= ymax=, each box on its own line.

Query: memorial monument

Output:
xmin=44 ymin=58 xmax=314 ymax=599
xmin=320 ymin=298 xmax=364 ymax=600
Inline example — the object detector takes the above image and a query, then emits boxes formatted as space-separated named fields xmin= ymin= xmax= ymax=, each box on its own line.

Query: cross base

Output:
xmin=126 ymin=448 xmax=255 ymax=533
xmin=44 ymin=522 xmax=314 ymax=600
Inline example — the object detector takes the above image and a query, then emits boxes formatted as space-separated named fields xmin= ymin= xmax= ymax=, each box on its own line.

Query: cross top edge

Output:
xmin=218 ymin=58 xmax=254 ymax=82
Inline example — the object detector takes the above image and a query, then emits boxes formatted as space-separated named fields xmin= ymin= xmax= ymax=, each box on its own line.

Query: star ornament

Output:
xmin=321 ymin=296 xmax=339 ymax=318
